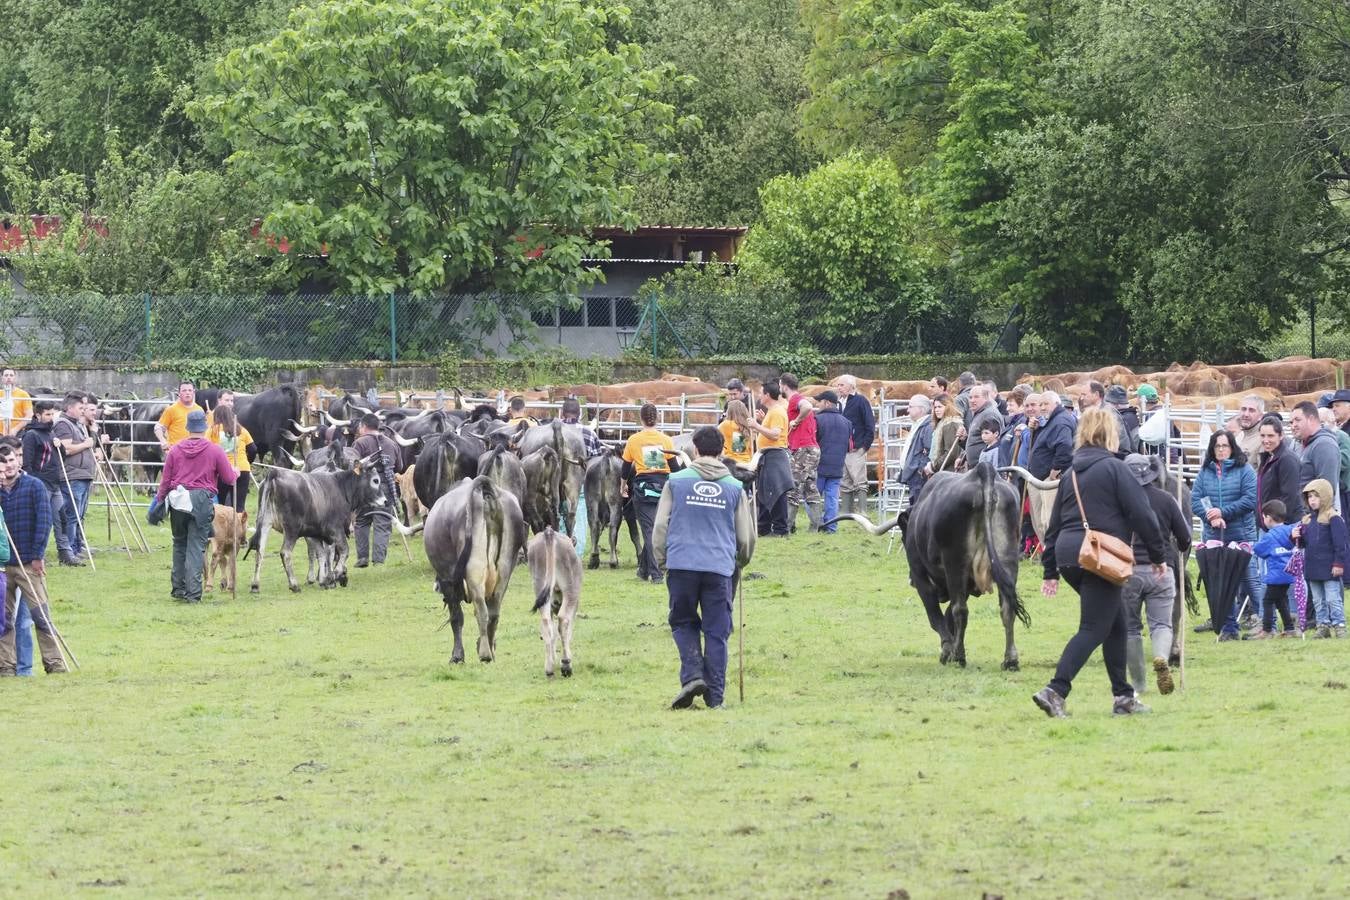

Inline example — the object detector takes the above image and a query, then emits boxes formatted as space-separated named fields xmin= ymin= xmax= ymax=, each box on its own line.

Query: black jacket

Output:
xmin=1029 ymin=405 xmax=1074 ymax=480
xmin=841 ymin=393 xmax=875 ymax=452
xmin=21 ymin=419 xmax=62 ymax=488
xmin=1258 ymin=443 xmax=1303 ymax=524
xmin=1131 ymin=484 xmax=1192 ymax=565
xmin=1043 ymin=446 xmax=1167 ymax=579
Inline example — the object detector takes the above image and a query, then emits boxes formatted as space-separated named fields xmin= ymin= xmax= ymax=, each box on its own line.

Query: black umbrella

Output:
xmin=1196 ymin=543 xmax=1251 ymax=638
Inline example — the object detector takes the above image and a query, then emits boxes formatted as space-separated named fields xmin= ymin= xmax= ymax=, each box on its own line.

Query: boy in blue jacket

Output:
xmin=1292 ymin=479 xmax=1348 ymax=639
xmin=1252 ymin=500 xmax=1298 ymax=637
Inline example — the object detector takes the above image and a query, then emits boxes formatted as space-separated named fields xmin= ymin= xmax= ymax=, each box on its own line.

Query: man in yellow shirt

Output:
xmin=0 ymin=368 xmax=33 ymax=436
xmin=749 ymin=381 xmax=793 ymax=536
xmin=155 ymin=381 xmax=205 ymax=450
xmin=622 ymin=402 xmax=675 ymax=582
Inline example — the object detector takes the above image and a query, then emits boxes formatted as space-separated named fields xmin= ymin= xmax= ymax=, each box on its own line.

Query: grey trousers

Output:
xmin=840 ymin=448 xmax=868 ymax=513
xmin=1121 ymin=563 xmax=1175 ymax=690
xmin=355 ymin=511 xmax=391 ymax=565
xmin=169 ymin=489 xmax=216 ymax=601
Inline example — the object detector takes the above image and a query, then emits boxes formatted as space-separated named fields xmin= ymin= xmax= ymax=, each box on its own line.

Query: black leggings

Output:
xmin=1049 ymin=566 xmax=1133 ymax=699
xmin=1261 ymin=583 xmax=1295 ymax=632
xmin=217 ymin=471 xmax=251 ymax=512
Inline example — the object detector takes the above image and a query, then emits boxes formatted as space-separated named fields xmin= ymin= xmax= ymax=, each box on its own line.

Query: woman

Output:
xmin=1257 ymin=415 xmax=1302 ymax=523
xmin=208 ymin=404 xmax=255 ymax=512
xmin=1191 ymin=429 xmax=1259 ymax=639
xmin=1033 ymin=408 xmax=1167 ymax=719
xmin=718 ymin=400 xmax=755 ymax=467
xmin=926 ymin=393 xmax=962 ymax=476
xmin=621 ymin=402 xmax=674 ymax=582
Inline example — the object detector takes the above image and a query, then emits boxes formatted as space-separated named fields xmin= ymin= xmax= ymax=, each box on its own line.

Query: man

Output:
xmin=352 ymin=414 xmax=401 ymax=568
xmin=1292 ymin=401 xmax=1341 ymax=513
xmin=149 ymin=410 xmax=236 ymax=602
xmin=833 ymin=374 xmax=875 ymax=515
xmin=53 ymin=392 xmax=103 ymax=565
xmin=621 ymin=403 xmax=674 ymax=581
xmin=1317 ymin=407 xmax=1350 ymax=518
xmin=1030 ymin=389 xmax=1074 ymax=481
xmin=1137 ymin=385 xmax=1181 ymax=462
xmin=748 ymin=381 xmax=791 ymax=536
xmin=721 ymin=379 xmax=748 ymax=424
xmin=1104 ymin=385 xmax=1138 ymax=454
xmin=560 ymin=396 xmax=603 ymax=459
xmin=780 ymin=373 xmax=822 ymax=532
xmin=0 ymin=441 xmax=66 ymax=675
xmin=1225 ymin=394 xmax=1266 ymax=465
xmin=963 ymin=384 xmax=1004 ymax=468
xmin=1121 ymin=454 xmax=1189 ymax=696
xmin=155 ymin=381 xmax=204 ymax=451
xmin=900 ymin=395 xmax=933 ymax=506
xmin=953 ymin=371 xmax=977 ymax=425
xmin=929 ymin=375 xmax=948 ymax=395
xmin=20 ymin=401 xmax=77 ymax=566
xmin=1331 ymin=389 xmax=1350 ymax=437
xmin=507 ymin=396 xmax=538 ymax=427
xmin=0 ymin=368 xmax=33 ymax=437
xmin=653 ymin=426 xmax=754 ymax=710
xmin=812 ymin=391 xmax=852 ymax=533
xmin=1079 ymin=381 xmax=1105 ymax=412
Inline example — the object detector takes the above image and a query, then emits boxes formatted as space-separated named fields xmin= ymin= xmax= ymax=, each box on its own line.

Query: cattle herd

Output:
xmin=67 ymin=354 xmax=1350 ymax=675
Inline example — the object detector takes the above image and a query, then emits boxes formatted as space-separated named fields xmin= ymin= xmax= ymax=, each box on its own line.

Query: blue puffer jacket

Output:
xmin=1191 ymin=457 xmax=1258 ymax=543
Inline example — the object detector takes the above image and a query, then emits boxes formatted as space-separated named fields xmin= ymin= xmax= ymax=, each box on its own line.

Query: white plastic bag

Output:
xmin=167 ymin=484 xmax=193 ymax=512
xmin=1137 ymin=410 xmax=1170 ymax=446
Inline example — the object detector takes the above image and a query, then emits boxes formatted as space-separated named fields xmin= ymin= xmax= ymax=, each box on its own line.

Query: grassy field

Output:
xmin=5 ymin=503 xmax=1350 ymax=898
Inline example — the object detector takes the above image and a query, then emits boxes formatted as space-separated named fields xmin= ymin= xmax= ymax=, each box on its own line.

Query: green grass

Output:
xmin=7 ymin=505 xmax=1350 ymax=897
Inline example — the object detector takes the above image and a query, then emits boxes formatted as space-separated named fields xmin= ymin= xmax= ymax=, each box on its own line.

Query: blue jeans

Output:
xmin=14 ymin=597 xmax=32 ymax=677
xmin=1222 ymin=556 xmax=1266 ymax=635
xmin=573 ymin=491 xmax=588 ymax=559
xmin=667 ymin=569 xmax=734 ymax=707
xmin=46 ymin=483 xmax=71 ymax=555
xmin=816 ymin=475 xmax=841 ymax=533
xmin=1308 ymin=579 xmax=1347 ymax=628
xmin=61 ymin=479 xmax=91 ymax=556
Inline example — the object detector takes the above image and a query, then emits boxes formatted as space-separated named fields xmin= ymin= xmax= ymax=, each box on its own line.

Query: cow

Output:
xmin=829 ymin=462 xmax=1029 ymax=670
xmin=396 ymin=466 xmax=424 ymax=525
xmin=237 ymin=384 xmax=317 ymax=467
xmin=98 ymin=399 xmax=168 ymax=490
xmin=527 ymin=526 xmax=583 ymax=678
xmin=203 ymin=505 xmax=249 ymax=593
xmin=516 ymin=420 xmax=586 ymax=537
xmin=520 ymin=446 xmax=561 ymax=535
xmin=412 ymin=430 xmax=486 ymax=510
xmin=244 ymin=457 xmax=390 ymax=593
xmin=477 ymin=445 xmax=527 ymax=504
xmin=583 ymin=450 xmax=642 ymax=570
xmin=424 ymin=476 xmax=528 ymax=664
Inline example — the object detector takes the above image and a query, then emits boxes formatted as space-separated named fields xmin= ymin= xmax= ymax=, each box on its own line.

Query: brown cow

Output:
xmin=204 ymin=505 xmax=249 ymax=593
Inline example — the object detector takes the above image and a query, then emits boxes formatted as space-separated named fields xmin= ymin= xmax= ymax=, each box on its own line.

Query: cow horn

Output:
xmin=406 ymin=407 xmax=433 ymax=421
xmin=101 ymin=404 xmax=125 ymax=414
xmin=392 ymin=433 xmax=418 ymax=447
xmin=324 ymin=411 xmax=351 ymax=427
xmin=998 ymin=465 xmax=1060 ymax=490
xmin=289 ymin=420 xmax=318 ymax=434
xmin=284 ymin=451 xmax=305 ymax=467
xmin=281 ymin=429 xmax=302 ymax=441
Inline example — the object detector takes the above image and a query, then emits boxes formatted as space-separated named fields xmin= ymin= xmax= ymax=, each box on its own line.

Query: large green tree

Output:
xmin=194 ymin=0 xmax=681 ymax=341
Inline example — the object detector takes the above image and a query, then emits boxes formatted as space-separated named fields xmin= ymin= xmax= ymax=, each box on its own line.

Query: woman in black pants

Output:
xmin=1033 ymin=407 xmax=1169 ymax=718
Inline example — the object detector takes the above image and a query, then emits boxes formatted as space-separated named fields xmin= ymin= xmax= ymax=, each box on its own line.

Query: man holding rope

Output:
xmin=0 ymin=442 xmax=67 ymax=675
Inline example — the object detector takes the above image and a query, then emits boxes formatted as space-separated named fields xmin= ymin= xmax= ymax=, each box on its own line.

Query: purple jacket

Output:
xmin=155 ymin=437 xmax=236 ymax=502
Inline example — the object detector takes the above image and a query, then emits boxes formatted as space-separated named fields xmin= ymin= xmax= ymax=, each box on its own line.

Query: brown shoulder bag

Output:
xmin=1070 ymin=470 xmax=1135 ymax=585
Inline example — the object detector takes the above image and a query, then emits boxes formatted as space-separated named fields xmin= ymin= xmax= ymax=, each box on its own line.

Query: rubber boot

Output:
xmin=1125 ymin=634 xmax=1147 ymax=695
xmin=839 ymin=492 xmax=855 ymax=516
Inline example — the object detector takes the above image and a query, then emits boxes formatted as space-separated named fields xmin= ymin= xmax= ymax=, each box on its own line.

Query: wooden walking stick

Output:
xmin=0 ymin=517 xmax=79 ymax=670
xmin=230 ymin=505 xmax=239 ymax=601
xmin=55 ymin=451 xmax=94 ymax=572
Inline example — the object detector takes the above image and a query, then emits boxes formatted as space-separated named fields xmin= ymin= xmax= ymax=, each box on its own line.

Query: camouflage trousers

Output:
xmin=788 ymin=446 xmax=823 ymax=530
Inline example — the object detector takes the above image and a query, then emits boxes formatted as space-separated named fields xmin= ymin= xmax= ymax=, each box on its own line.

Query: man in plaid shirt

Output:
xmin=0 ymin=441 xmax=66 ymax=675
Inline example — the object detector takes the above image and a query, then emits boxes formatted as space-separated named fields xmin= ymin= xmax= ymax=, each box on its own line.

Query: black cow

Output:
xmin=424 ymin=476 xmax=527 ymax=664
xmin=477 ymin=445 xmax=526 ymax=504
xmin=236 ymin=385 xmax=316 ymax=467
xmin=412 ymin=430 xmax=485 ymax=510
xmin=829 ymin=462 xmax=1029 ymax=670
xmin=99 ymin=399 xmax=168 ymax=490
xmin=583 ymin=450 xmax=642 ymax=570
xmin=244 ymin=457 xmax=389 ymax=593
xmin=516 ymin=421 xmax=586 ymax=537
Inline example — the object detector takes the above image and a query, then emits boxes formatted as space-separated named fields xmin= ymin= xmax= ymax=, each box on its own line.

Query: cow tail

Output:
xmin=533 ymin=526 xmax=557 ymax=612
xmin=980 ymin=463 xmax=1030 ymax=627
xmin=244 ymin=475 xmax=271 ymax=559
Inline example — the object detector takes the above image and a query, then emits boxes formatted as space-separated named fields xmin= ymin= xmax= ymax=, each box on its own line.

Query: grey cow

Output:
xmin=583 ymin=450 xmax=642 ymax=569
xmin=527 ymin=526 xmax=583 ymax=677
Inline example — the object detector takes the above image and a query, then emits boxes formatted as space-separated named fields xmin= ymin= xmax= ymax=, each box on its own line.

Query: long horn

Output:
xmin=828 ymin=512 xmax=901 ymax=536
xmin=324 ymin=411 xmax=351 ymax=427
xmin=998 ymin=465 xmax=1060 ymax=490
xmin=406 ymin=407 xmax=433 ymax=421
xmin=281 ymin=430 xmax=302 ymax=441
xmin=289 ymin=420 xmax=318 ymax=434
xmin=392 ymin=433 xmax=418 ymax=447
xmin=284 ymin=451 xmax=305 ymax=467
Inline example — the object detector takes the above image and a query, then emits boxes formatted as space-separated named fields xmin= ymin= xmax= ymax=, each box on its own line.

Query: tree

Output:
xmin=625 ymin=0 xmax=819 ymax=225
xmin=737 ymin=154 xmax=939 ymax=350
xmin=193 ymin=0 xmax=681 ymax=342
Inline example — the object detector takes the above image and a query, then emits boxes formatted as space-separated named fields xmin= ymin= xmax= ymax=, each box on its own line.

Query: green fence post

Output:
xmin=143 ymin=293 xmax=152 ymax=366
xmin=389 ymin=293 xmax=398 ymax=365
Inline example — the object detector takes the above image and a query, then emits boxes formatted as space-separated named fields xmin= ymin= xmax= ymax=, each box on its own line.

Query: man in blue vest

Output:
xmin=653 ymin=426 xmax=756 ymax=709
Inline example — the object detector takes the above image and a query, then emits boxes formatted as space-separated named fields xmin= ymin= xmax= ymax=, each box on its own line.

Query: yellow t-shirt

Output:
xmin=718 ymin=419 xmax=754 ymax=464
xmin=758 ymin=404 xmax=789 ymax=450
xmin=0 ymin=388 xmax=32 ymax=435
xmin=208 ymin=424 xmax=255 ymax=472
xmin=623 ymin=428 xmax=674 ymax=475
xmin=158 ymin=402 xmax=205 ymax=446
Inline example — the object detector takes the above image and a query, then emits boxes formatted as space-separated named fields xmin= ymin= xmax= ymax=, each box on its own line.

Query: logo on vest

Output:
xmin=693 ymin=482 xmax=722 ymax=498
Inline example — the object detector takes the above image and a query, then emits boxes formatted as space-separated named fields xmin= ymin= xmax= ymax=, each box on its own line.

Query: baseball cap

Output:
xmin=1136 ymin=385 xmax=1159 ymax=402
xmin=816 ymin=390 xmax=839 ymax=406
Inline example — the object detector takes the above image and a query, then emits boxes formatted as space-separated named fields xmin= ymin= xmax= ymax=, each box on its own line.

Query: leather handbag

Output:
xmin=1070 ymin=470 xmax=1135 ymax=585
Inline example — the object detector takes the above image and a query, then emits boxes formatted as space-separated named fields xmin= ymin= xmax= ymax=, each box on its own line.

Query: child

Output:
xmin=1252 ymin=499 xmax=1299 ymax=638
xmin=977 ymin=424 xmax=1002 ymax=469
xmin=1292 ymin=479 xmax=1348 ymax=639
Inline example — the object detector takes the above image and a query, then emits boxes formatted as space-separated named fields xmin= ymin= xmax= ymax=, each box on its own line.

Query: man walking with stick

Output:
xmin=0 ymin=442 xmax=67 ymax=675
xmin=653 ymin=426 xmax=755 ymax=710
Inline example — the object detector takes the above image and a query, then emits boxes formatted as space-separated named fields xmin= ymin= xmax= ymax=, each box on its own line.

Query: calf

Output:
xmin=527 ymin=527 xmax=583 ymax=677
xmin=203 ymin=505 xmax=249 ymax=593
xmin=396 ymin=465 xmax=424 ymax=525
xmin=424 ymin=476 xmax=527 ymax=664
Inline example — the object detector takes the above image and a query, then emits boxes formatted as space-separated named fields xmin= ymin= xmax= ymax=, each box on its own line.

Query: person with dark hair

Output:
xmin=0 ymin=368 xmax=32 ymax=437
xmin=778 ymin=373 xmax=822 ymax=532
xmin=207 ymin=402 xmax=255 ymax=512
xmin=155 ymin=381 xmax=203 ymax=450
xmin=929 ymin=375 xmax=948 ymax=394
xmin=926 ymin=393 xmax=961 ymax=476
xmin=1292 ymin=400 xmax=1341 ymax=511
xmin=748 ymin=381 xmax=791 ymax=536
xmin=962 ymin=384 xmax=1004 ymax=468
xmin=20 ymin=401 xmax=73 ymax=565
xmin=1034 ymin=408 xmax=1167 ymax=718
xmin=1080 ymin=381 xmax=1106 ymax=413
xmin=560 ymin=397 xmax=602 ymax=458
xmin=652 ymin=425 xmax=755 ymax=709
xmin=1257 ymin=415 xmax=1302 ymax=526
xmin=53 ymin=392 xmax=99 ymax=565
xmin=622 ymin=402 xmax=674 ymax=581
xmin=351 ymin=413 xmax=400 ymax=567
xmin=507 ymin=396 xmax=538 ymax=427
xmin=0 ymin=441 xmax=65 ymax=675
xmin=1103 ymin=385 xmax=1138 ymax=454
xmin=812 ymin=391 xmax=851 ymax=533
xmin=953 ymin=371 xmax=977 ymax=425
xmin=1191 ymin=429 xmax=1259 ymax=640
xmin=1253 ymin=500 xmax=1299 ymax=637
